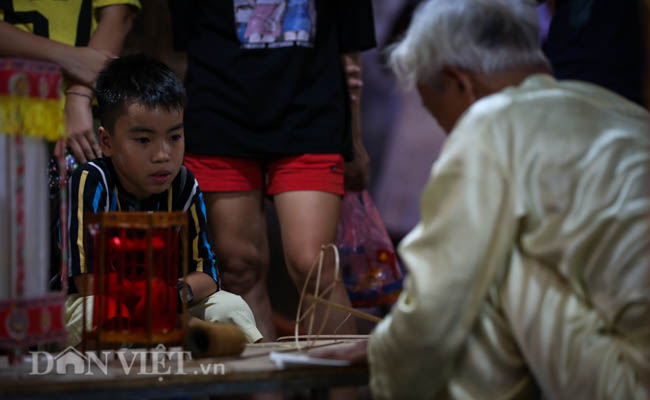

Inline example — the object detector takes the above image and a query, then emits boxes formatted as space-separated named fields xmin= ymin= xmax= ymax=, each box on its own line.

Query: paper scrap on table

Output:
xmin=269 ymin=352 xmax=351 ymax=369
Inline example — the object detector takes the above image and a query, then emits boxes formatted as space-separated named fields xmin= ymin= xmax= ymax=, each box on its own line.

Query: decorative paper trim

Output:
xmin=0 ymin=96 xmax=65 ymax=141
xmin=0 ymin=58 xmax=65 ymax=141
xmin=0 ymin=293 xmax=66 ymax=348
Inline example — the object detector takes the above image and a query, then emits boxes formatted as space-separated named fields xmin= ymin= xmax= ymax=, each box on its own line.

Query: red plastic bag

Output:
xmin=336 ymin=190 xmax=404 ymax=308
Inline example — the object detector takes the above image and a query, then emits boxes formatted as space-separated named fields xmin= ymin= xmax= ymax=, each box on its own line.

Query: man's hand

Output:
xmin=57 ymin=46 xmax=115 ymax=89
xmin=64 ymin=85 xmax=102 ymax=163
xmin=310 ymin=340 xmax=368 ymax=365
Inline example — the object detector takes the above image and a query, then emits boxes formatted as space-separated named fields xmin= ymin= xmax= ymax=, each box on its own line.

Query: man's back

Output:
xmin=368 ymin=0 xmax=649 ymax=397
xmin=459 ymin=74 xmax=650 ymax=291
xmin=440 ymin=74 xmax=650 ymax=398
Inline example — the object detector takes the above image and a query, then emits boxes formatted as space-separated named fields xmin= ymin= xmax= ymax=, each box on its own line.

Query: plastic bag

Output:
xmin=336 ymin=190 xmax=404 ymax=308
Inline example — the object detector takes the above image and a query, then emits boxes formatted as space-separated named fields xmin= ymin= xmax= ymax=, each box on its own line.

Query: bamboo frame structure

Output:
xmin=294 ymin=244 xmax=382 ymax=351
xmin=81 ymin=212 xmax=188 ymax=351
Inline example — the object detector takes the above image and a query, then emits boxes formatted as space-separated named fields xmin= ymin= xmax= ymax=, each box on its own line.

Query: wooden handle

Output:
xmin=185 ymin=319 xmax=246 ymax=358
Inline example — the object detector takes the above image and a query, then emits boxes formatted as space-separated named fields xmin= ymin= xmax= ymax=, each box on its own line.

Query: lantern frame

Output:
xmin=81 ymin=211 xmax=189 ymax=350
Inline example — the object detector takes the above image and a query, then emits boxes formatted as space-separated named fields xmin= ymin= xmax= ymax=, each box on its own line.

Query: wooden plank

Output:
xmin=0 ymin=340 xmax=368 ymax=398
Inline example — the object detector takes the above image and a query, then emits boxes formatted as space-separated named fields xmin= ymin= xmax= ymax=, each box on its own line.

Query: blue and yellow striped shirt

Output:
xmin=66 ymin=157 xmax=219 ymax=289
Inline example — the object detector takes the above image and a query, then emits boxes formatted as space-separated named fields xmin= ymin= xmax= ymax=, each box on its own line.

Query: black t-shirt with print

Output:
xmin=169 ymin=0 xmax=376 ymax=160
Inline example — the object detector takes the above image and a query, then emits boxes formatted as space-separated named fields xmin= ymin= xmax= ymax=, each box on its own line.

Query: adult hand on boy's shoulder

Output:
xmin=65 ymin=85 xmax=102 ymax=163
xmin=58 ymin=46 xmax=115 ymax=89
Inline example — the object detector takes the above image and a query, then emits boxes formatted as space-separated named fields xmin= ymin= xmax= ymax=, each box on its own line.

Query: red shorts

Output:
xmin=184 ymin=153 xmax=345 ymax=196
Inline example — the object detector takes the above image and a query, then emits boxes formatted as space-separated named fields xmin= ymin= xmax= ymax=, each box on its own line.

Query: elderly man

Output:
xmin=320 ymin=0 xmax=650 ymax=398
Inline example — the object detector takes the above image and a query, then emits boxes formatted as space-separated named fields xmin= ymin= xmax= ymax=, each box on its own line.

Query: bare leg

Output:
xmin=204 ymin=191 xmax=277 ymax=341
xmin=274 ymin=191 xmax=356 ymax=335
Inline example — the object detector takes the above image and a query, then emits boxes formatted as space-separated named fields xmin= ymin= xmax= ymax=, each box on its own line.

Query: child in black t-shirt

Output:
xmin=170 ymin=0 xmax=376 ymax=340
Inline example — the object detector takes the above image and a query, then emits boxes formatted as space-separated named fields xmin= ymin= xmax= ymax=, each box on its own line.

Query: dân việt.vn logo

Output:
xmin=29 ymin=344 xmax=226 ymax=377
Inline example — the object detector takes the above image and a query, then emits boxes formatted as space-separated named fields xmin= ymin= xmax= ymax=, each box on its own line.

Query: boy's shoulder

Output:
xmin=161 ymin=165 xmax=203 ymax=212
xmin=172 ymin=164 xmax=193 ymax=187
xmin=169 ymin=165 xmax=198 ymax=205
xmin=69 ymin=158 xmax=114 ymax=189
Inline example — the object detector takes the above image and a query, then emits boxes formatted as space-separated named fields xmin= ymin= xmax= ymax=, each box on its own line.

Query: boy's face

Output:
xmin=99 ymin=103 xmax=184 ymax=199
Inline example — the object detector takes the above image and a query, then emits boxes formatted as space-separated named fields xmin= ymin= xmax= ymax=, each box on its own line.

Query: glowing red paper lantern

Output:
xmin=82 ymin=212 xmax=188 ymax=349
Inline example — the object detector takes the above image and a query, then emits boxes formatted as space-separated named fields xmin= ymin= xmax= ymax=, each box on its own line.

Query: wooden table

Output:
xmin=0 ymin=339 xmax=368 ymax=399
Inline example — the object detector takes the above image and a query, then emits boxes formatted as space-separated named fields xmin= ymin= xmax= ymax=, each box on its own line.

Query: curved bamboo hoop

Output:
xmin=294 ymin=244 xmax=381 ymax=351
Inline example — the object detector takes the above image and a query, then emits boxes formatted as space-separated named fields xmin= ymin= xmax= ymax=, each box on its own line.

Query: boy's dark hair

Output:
xmin=95 ymin=54 xmax=186 ymax=131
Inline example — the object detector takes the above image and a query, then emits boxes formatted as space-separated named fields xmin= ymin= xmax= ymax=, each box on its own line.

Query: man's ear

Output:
xmin=440 ymin=65 xmax=477 ymax=104
xmin=98 ymin=126 xmax=113 ymax=156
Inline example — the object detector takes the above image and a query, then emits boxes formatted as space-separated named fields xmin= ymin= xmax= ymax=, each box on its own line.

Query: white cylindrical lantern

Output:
xmin=0 ymin=58 xmax=66 ymax=349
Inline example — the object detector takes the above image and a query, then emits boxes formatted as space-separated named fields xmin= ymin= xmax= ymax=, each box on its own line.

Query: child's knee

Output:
xmin=286 ymin=249 xmax=338 ymax=290
xmin=219 ymin=252 xmax=268 ymax=294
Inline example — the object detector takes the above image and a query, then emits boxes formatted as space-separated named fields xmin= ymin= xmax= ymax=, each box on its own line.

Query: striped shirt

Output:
xmin=66 ymin=157 xmax=219 ymax=288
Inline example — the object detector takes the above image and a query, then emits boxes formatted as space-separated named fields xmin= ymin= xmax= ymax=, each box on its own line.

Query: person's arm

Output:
xmin=180 ymin=171 xmax=221 ymax=304
xmin=341 ymin=51 xmax=370 ymax=191
xmin=367 ymin=120 xmax=517 ymax=399
xmin=0 ymin=21 xmax=114 ymax=87
xmin=182 ymin=271 xmax=218 ymax=306
xmin=66 ymin=4 xmax=136 ymax=163
xmin=336 ymin=0 xmax=375 ymax=192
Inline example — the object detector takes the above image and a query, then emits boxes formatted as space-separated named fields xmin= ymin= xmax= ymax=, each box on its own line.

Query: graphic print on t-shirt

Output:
xmin=234 ymin=0 xmax=316 ymax=49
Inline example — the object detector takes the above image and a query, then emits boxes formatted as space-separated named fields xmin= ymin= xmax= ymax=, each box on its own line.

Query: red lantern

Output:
xmin=82 ymin=212 xmax=188 ymax=349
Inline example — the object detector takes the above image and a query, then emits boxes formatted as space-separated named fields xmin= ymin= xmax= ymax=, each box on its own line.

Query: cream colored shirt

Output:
xmin=368 ymin=75 xmax=650 ymax=400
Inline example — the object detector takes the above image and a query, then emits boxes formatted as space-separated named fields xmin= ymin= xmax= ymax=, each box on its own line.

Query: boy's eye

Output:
xmin=171 ymin=134 xmax=183 ymax=141
xmin=134 ymin=137 xmax=150 ymax=144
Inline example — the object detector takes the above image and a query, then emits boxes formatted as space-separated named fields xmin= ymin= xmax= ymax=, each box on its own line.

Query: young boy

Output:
xmin=64 ymin=54 xmax=262 ymax=346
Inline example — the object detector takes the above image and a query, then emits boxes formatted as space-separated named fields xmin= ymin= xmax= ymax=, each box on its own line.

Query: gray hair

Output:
xmin=388 ymin=0 xmax=550 ymax=89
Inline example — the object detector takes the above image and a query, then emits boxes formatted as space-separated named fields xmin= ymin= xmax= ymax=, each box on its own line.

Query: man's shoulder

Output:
xmin=463 ymin=75 xmax=559 ymax=123
xmin=450 ymin=73 xmax=650 ymax=167
xmin=484 ymin=74 xmax=648 ymax=120
xmin=456 ymin=74 xmax=629 ymax=137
